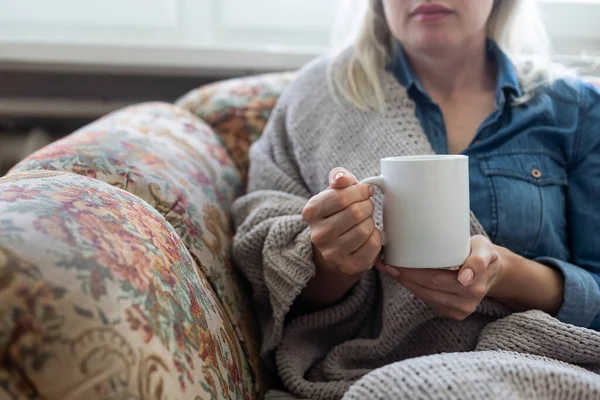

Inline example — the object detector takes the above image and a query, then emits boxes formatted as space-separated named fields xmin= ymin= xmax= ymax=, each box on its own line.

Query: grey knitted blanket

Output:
xmin=231 ymin=55 xmax=600 ymax=400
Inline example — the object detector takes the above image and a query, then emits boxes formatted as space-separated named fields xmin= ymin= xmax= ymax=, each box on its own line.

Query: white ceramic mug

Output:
xmin=361 ymin=155 xmax=470 ymax=269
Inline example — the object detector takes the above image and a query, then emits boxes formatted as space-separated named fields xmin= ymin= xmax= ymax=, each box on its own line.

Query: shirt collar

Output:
xmin=392 ymin=39 xmax=523 ymax=105
xmin=392 ymin=42 xmax=429 ymax=98
xmin=489 ymin=40 xmax=524 ymax=102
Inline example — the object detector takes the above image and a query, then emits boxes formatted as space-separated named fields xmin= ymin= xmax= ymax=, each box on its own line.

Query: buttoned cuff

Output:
xmin=535 ymin=257 xmax=600 ymax=329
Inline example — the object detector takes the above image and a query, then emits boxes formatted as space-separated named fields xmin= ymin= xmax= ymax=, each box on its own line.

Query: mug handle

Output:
xmin=360 ymin=175 xmax=387 ymax=246
xmin=360 ymin=176 xmax=386 ymax=192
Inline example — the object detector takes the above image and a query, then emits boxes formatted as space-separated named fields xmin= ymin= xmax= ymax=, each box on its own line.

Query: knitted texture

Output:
xmin=231 ymin=55 xmax=600 ymax=399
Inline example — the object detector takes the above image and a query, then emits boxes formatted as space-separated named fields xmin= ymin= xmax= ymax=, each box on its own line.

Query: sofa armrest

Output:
xmin=10 ymin=102 xmax=243 ymax=211
xmin=6 ymin=102 xmax=262 ymax=396
xmin=0 ymin=171 xmax=256 ymax=399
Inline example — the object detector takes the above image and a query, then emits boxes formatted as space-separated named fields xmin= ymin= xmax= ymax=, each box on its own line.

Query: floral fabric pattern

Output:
xmin=0 ymin=171 xmax=253 ymax=399
xmin=176 ymin=73 xmax=296 ymax=185
xmin=6 ymin=103 xmax=262 ymax=398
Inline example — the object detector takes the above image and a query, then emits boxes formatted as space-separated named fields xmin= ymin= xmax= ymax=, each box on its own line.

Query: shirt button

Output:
xmin=531 ymin=168 xmax=542 ymax=178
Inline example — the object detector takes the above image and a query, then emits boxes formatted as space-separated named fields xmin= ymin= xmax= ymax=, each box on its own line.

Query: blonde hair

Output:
xmin=331 ymin=0 xmax=568 ymax=111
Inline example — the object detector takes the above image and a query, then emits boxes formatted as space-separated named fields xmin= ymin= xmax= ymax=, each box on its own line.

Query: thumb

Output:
xmin=328 ymin=167 xmax=359 ymax=189
xmin=458 ymin=236 xmax=493 ymax=287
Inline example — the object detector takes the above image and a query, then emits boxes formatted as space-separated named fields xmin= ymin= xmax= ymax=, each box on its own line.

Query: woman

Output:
xmin=232 ymin=0 xmax=600 ymax=398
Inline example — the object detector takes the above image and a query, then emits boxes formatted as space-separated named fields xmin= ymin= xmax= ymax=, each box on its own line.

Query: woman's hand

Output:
xmin=297 ymin=167 xmax=382 ymax=310
xmin=302 ymin=167 xmax=382 ymax=275
xmin=377 ymin=235 xmax=502 ymax=320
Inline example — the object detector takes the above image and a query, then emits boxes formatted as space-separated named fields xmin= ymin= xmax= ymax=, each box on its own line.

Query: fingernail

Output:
xmin=334 ymin=172 xmax=346 ymax=182
xmin=458 ymin=268 xmax=474 ymax=286
xmin=368 ymin=185 xmax=375 ymax=196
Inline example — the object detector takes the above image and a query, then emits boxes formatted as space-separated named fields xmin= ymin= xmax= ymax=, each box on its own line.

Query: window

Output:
xmin=540 ymin=0 xmax=600 ymax=55
xmin=0 ymin=0 xmax=598 ymax=73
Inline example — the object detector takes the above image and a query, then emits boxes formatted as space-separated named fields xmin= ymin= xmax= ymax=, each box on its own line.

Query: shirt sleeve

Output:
xmin=536 ymin=82 xmax=600 ymax=330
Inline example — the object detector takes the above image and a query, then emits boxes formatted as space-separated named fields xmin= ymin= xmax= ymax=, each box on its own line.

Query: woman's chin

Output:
xmin=409 ymin=37 xmax=462 ymax=54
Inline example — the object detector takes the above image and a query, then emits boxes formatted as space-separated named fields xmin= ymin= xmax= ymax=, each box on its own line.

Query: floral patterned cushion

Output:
xmin=5 ymin=103 xmax=262 ymax=398
xmin=176 ymin=73 xmax=297 ymax=185
xmin=0 ymin=171 xmax=254 ymax=399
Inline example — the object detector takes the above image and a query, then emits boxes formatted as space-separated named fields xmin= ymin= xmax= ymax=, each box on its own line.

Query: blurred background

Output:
xmin=0 ymin=0 xmax=599 ymax=175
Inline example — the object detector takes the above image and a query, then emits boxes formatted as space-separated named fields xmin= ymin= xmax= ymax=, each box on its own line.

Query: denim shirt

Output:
xmin=392 ymin=41 xmax=600 ymax=330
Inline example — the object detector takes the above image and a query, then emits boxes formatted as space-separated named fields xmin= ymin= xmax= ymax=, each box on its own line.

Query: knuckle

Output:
xmin=348 ymin=202 xmax=366 ymax=221
xmin=303 ymin=194 xmax=325 ymax=220
xmin=340 ymin=262 xmax=360 ymax=275
xmin=310 ymin=229 xmax=328 ymax=247
xmin=458 ymin=302 xmax=477 ymax=317
xmin=363 ymin=229 xmax=378 ymax=249
xmin=359 ymin=219 xmax=375 ymax=238
xmin=334 ymin=192 xmax=349 ymax=209
xmin=471 ymin=253 xmax=489 ymax=270
xmin=320 ymin=248 xmax=339 ymax=263
xmin=353 ymin=202 xmax=373 ymax=221
xmin=301 ymin=203 xmax=315 ymax=221
xmin=430 ymin=277 xmax=442 ymax=287
xmin=469 ymin=284 xmax=488 ymax=299
xmin=472 ymin=234 xmax=489 ymax=245
xmin=430 ymin=273 xmax=445 ymax=287
xmin=336 ymin=263 xmax=352 ymax=275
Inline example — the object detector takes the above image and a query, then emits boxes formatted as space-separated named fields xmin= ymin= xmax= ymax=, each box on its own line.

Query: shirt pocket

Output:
xmin=477 ymin=151 xmax=568 ymax=257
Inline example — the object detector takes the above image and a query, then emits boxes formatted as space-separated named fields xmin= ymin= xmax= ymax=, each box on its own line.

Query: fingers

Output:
xmin=342 ymin=228 xmax=382 ymax=274
xmin=303 ymin=184 xmax=374 ymax=220
xmin=396 ymin=268 xmax=464 ymax=294
xmin=375 ymin=235 xmax=500 ymax=322
xmin=401 ymin=280 xmax=478 ymax=321
xmin=319 ymin=227 xmax=382 ymax=275
xmin=302 ymin=167 xmax=372 ymax=222
xmin=458 ymin=235 xmax=497 ymax=287
xmin=337 ymin=217 xmax=376 ymax=253
xmin=402 ymin=280 xmax=460 ymax=306
xmin=301 ymin=168 xmax=381 ymax=277
xmin=328 ymin=167 xmax=359 ymax=189
xmin=312 ymin=214 xmax=374 ymax=257
xmin=302 ymin=167 xmax=380 ymax=276
xmin=308 ymin=198 xmax=375 ymax=248
xmin=375 ymin=259 xmax=401 ymax=277
xmin=325 ymin=198 xmax=375 ymax=236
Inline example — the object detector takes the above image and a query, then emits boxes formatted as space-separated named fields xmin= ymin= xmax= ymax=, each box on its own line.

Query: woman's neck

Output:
xmin=403 ymin=37 xmax=496 ymax=101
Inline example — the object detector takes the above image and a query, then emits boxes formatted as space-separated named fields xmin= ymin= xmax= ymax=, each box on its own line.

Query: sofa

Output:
xmin=1 ymin=69 xmax=599 ymax=400
xmin=0 ymin=71 xmax=295 ymax=399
